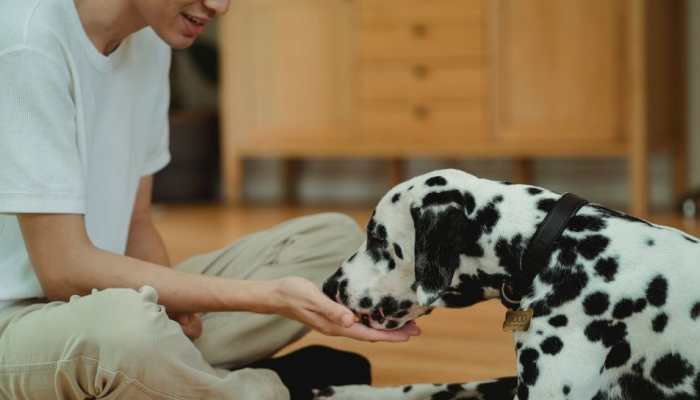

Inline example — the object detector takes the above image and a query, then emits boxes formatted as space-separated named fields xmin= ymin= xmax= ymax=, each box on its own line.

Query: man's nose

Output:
xmin=203 ymin=0 xmax=230 ymax=15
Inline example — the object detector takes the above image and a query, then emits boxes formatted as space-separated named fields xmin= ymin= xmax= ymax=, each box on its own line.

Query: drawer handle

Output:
xmin=411 ymin=23 xmax=428 ymax=38
xmin=413 ymin=105 xmax=430 ymax=120
xmin=413 ymin=64 xmax=429 ymax=79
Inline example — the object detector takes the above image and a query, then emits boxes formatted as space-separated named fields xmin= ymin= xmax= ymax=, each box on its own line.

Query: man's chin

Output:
xmin=168 ymin=36 xmax=197 ymax=50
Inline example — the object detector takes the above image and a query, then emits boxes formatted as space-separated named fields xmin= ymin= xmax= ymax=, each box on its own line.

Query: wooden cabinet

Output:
xmin=219 ymin=0 xmax=686 ymax=215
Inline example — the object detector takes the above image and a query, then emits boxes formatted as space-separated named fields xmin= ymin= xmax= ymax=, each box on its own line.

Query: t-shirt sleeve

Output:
xmin=141 ymin=49 xmax=172 ymax=176
xmin=0 ymin=47 xmax=86 ymax=214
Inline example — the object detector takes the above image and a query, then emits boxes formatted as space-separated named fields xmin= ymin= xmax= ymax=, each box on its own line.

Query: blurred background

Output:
xmin=152 ymin=0 xmax=697 ymax=386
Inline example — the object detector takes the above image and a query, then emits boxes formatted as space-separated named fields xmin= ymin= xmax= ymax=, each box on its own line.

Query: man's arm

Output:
xmin=18 ymin=210 xmax=418 ymax=342
xmin=19 ymin=212 xmax=265 ymax=314
xmin=126 ymin=176 xmax=171 ymax=266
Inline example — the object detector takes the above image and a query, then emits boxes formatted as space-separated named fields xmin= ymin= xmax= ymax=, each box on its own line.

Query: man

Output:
xmin=0 ymin=0 xmax=420 ymax=399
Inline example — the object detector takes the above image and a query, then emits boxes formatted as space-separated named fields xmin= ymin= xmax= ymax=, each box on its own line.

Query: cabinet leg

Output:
xmin=513 ymin=158 xmax=534 ymax=184
xmin=629 ymin=150 xmax=649 ymax=217
xmin=223 ymin=155 xmax=243 ymax=206
xmin=282 ymin=159 xmax=301 ymax=205
xmin=388 ymin=158 xmax=405 ymax=188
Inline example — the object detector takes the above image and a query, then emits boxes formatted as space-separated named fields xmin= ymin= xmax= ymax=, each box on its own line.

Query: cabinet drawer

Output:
xmin=359 ymin=63 xmax=484 ymax=101
xmin=359 ymin=101 xmax=485 ymax=142
xmin=359 ymin=0 xmax=483 ymax=25
xmin=358 ymin=23 xmax=482 ymax=61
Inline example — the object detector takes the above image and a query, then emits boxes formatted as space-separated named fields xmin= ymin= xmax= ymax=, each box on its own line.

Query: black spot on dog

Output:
xmin=651 ymin=353 xmax=695 ymax=388
xmin=385 ymin=320 xmax=398 ymax=329
xmin=476 ymin=198 xmax=502 ymax=234
xmin=393 ymin=243 xmax=403 ymax=260
xmin=549 ymin=315 xmax=568 ymax=327
xmin=422 ymin=190 xmax=466 ymax=209
xmin=563 ymin=385 xmax=571 ymax=395
xmin=540 ymin=336 xmax=564 ymax=355
xmin=376 ymin=224 xmax=387 ymax=241
xmin=519 ymin=348 xmax=540 ymax=386
xmin=393 ymin=310 xmax=409 ymax=319
xmin=377 ymin=296 xmax=398 ymax=316
xmin=544 ymin=268 xmax=589 ymax=309
xmin=408 ymin=185 xmax=414 ymax=191
xmin=403 ymin=385 xmax=412 ymax=393
xmin=585 ymin=319 xmax=627 ymax=348
xmin=618 ymin=374 xmax=665 ymax=400
xmin=517 ymin=384 xmax=529 ymax=400
xmin=412 ymin=205 xmax=485 ymax=294
xmin=647 ymin=239 xmax=655 ymax=247
xmin=441 ymin=274 xmax=486 ymax=308
xmin=538 ymin=198 xmax=556 ymax=213
xmin=462 ymin=191 xmax=476 ymax=215
xmin=594 ymin=257 xmax=618 ymax=282
xmin=359 ymin=297 xmax=373 ymax=308
xmin=338 ymin=280 xmax=349 ymax=304
xmin=370 ymin=308 xmax=385 ymax=324
xmin=531 ymin=300 xmax=552 ymax=318
xmin=431 ymin=384 xmax=464 ymax=400
xmin=652 ymin=313 xmax=668 ymax=333
xmin=426 ymin=176 xmax=448 ymax=186
xmin=391 ymin=193 xmax=401 ymax=203
xmin=690 ymin=303 xmax=700 ymax=320
xmin=495 ymin=234 xmax=524 ymax=276
xmin=527 ymin=187 xmax=543 ymax=195
xmin=583 ymin=292 xmax=610 ymax=316
xmin=613 ymin=298 xmax=635 ymax=319
xmin=568 ymin=215 xmax=606 ymax=232
xmin=399 ymin=300 xmax=413 ymax=310
xmin=516 ymin=342 xmax=523 ymax=350
xmin=646 ymin=275 xmax=668 ymax=307
xmin=577 ymin=235 xmax=610 ymax=260
xmin=604 ymin=341 xmax=631 ymax=370
xmin=634 ymin=298 xmax=648 ymax=313
xmin=476 ymin=377 xmax=517 ymax=399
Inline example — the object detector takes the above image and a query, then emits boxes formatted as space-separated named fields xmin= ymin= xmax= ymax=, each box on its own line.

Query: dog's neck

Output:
xmin=436 ymin=180 xmax=560 ymax=308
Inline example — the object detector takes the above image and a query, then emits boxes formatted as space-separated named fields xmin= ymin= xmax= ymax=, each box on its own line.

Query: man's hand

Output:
xmin=171 ymin=312 xmax=204 ymax=340
xmin=267 ymin=277 xmax=421 ymax=342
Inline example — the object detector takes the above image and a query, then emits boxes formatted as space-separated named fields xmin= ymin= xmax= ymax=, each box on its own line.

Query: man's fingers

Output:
xmin=341 ymin=323 xmax=411 ymax=342
xmin=311 ymin=287 xmax=354 ymax=328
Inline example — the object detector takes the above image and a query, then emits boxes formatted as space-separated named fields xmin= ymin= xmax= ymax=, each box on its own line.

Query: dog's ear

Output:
xmin=411 ymin=206 xmax=477 ymax=306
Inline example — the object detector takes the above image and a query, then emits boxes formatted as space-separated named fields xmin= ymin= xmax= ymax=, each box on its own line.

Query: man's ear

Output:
xmin=411 ymin=206 xmax=473 ymax=306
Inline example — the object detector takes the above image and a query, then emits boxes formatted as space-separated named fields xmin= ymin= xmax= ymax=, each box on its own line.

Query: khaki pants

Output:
xmin=0 ymin=213 xmax=363 ymax=400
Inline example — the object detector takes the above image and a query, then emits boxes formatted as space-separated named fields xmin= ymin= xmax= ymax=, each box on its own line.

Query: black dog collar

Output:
xmin=501 ymin=193 xmax=589 ymax=312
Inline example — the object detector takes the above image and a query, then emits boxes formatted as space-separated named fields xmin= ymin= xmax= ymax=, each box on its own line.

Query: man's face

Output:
xmin=136 ymin=0 xmax=230 ymax=48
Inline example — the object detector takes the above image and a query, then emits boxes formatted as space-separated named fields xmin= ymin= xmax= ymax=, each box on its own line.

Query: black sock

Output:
xmin=240 ymin=345 xmax=372 ymax=400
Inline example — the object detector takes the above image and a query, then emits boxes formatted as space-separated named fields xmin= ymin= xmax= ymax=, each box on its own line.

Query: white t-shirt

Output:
xmin=0 ymin=0 xmax=171 ymax=310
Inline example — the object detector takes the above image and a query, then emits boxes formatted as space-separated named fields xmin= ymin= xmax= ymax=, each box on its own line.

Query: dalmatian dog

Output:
xmin=317 ymin=169 xmax=700 ymax=400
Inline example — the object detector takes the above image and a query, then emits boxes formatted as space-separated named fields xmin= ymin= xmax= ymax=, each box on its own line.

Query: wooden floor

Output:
xmin=152 ymin=205 xmax=700 ymax=386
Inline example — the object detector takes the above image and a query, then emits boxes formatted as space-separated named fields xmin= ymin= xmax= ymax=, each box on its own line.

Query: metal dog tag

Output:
xmin=502 ymin=308 xmax=533 ymax=332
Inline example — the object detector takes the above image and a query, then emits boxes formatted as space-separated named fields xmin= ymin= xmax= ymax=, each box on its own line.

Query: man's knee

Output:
xmin=65 ymin=287 xmax=179 ymax=366
xmin=311 ymin=212 xmax=363 ymax=254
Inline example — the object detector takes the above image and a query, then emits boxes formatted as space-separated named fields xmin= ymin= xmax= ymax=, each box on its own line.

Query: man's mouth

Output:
xmin=182 ymin=13 xmax=206 ymax=26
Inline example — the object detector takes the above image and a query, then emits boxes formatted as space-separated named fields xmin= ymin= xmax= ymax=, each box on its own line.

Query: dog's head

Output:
xmin=323 ymin=169 xmax=506 ymax=330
